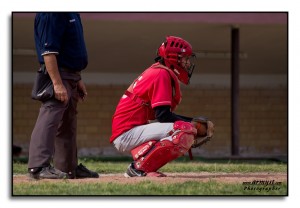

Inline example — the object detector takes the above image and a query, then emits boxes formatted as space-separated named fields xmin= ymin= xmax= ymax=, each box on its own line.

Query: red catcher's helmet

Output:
xmin=157 ymin=36 xmax=196 ymax=85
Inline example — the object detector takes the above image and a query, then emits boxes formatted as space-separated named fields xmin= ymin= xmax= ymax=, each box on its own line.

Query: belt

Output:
xmin=40 ymin=64 xmax=81 ymax=75
xmin=60 ymin=67 xmax=81 ymax=75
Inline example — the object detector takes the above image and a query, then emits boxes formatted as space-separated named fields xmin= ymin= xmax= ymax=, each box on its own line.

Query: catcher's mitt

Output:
xmin=191 ymin=116 xmax=214 ymax=148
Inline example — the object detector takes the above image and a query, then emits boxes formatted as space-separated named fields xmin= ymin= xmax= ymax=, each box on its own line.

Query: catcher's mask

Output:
xmin=156 ymin=36 xmax=196 ymax=85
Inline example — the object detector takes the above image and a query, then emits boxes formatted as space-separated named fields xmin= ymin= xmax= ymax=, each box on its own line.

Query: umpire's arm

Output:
xmin=43 ymin=54 xmax=68 ymax=104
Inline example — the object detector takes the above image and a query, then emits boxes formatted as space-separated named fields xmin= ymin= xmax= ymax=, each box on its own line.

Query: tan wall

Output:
xmin=13 ymin=83 xmax=287 ymax=157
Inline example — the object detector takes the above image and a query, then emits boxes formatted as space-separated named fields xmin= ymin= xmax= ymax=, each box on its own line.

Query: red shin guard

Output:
xmin=130 ymin=121 xmax=196 ymax=173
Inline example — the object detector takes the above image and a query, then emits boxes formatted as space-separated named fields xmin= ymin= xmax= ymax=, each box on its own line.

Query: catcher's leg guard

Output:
xmin=130 ymin=121 xmax=197 ymax=173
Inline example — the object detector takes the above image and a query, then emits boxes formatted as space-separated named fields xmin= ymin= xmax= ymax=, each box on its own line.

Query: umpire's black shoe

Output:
xmin=124 ymin=162 xmax=146 ymax=177
xmin=28 ymin=165 xmax=68 ymax=179
xmin=75 ymin=163 xmax=99 ymax=178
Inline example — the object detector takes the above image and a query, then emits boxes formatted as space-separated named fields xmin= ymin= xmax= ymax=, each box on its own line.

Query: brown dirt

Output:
xmin=13 ymin=172 xmax=287 ymax=184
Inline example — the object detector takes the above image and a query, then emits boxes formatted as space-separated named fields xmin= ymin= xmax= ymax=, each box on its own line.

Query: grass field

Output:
xmin=12 ymin=157 xmax=287 ymax=196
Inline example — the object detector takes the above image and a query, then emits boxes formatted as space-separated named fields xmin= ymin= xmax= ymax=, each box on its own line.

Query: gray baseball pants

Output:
xmin=113 ymin=122 xmax=174 ymax=153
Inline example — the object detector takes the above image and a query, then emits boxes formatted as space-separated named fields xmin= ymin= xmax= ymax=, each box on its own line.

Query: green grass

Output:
xmin=13 ymin=157 xmax=287 ymax=174
xmin=13 ymin=180 xmax=287 ymax=196
xmin=12 ymin=157 xmax=287 ymax=196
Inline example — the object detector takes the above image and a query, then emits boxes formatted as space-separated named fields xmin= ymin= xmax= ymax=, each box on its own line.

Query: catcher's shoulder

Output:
xmin=146 ymin=65 xmax=170 ymax=77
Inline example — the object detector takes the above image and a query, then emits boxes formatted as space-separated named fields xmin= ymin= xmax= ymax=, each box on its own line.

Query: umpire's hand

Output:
xmin=54 ymin=83 xmax=68 ymax=104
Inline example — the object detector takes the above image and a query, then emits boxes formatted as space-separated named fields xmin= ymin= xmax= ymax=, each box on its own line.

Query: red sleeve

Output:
xmin=150 ymin=69 xmax=173 ymax=108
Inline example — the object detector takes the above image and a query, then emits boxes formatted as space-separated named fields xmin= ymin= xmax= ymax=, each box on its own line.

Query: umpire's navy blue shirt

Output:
xmin=34 ymin=12 xmax=88 ymax=71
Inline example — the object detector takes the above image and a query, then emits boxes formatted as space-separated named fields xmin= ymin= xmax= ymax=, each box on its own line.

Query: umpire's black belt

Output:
xmin=60 ymin=67 xmax=81 ymax=75
xmin=40 ymin=64 xmax=81 ymax=75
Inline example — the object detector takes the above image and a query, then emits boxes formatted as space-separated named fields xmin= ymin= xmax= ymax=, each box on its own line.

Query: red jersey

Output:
xmin=110 ymin=63 xmax=182 ymax=142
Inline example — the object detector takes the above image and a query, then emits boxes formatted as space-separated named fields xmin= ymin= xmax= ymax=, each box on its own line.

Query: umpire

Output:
xmin=28 ymin=12 xmax=99 ymax=179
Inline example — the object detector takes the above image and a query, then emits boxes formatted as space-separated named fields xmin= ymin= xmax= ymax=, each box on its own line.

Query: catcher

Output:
xmin=110 ymin=36 xmax=214 ymax=177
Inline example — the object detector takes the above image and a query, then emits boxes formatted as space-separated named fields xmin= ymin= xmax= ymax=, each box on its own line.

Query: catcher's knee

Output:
xmin=171 ymin=121 xmax=197 ymax=149
xmin=173 ymin=120 xmax=197 ymax=135
xmin=130 ymin=121 xmax=196 ymax=173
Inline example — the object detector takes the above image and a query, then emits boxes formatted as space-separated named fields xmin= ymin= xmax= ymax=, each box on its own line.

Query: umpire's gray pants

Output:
xmin=28 ymin=71 xmax=81 ymax=174
xmin=113 ymin=123 xmax=174 ymax=153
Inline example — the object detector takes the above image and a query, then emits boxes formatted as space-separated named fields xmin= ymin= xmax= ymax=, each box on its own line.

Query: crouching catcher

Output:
xmin=110 ymin=36 xmax=215 ymax=177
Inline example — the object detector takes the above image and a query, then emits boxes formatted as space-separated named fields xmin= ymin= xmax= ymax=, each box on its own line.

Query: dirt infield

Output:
xmin=13 ymin=172 xmax=287 ymax=184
